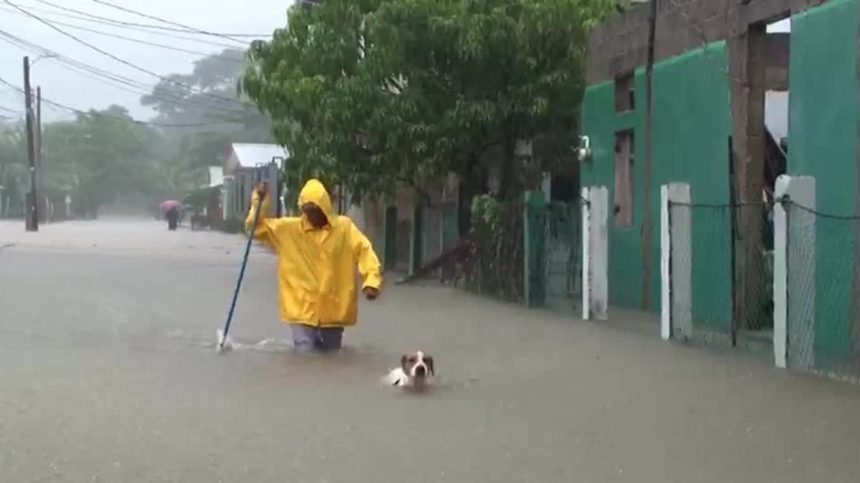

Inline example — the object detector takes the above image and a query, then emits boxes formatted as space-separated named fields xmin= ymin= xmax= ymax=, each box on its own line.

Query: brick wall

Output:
xmin=586 ymin=0 xmax=827 ymax=84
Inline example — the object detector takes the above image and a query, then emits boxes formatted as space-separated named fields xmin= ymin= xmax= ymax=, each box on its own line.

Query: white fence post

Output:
xmin=581 ymin=186 xmax=609 ymax=320
xmin=773 ymin=175 xmax=816 ymax=369
xmin=592 ymin=187 xmax=609 ymax=320
xmin=581 ymin=187 xmax=591 ymax=320
xmin=661 ymin=183 xmax=691 ymax=340
xmin=661 ymin=186 xmax=671 ymax=340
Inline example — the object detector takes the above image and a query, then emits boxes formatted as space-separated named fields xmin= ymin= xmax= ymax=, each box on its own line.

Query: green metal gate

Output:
xmin=544 ymin=201 xmax=582 ymax=314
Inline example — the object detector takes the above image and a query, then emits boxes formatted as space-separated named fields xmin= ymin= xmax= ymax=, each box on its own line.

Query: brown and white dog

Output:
xmin=383 ymin=350 xmax=435 ymax=389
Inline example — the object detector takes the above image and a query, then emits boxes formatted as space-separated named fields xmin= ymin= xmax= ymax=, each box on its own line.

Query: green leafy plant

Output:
xmin=242 ymin=0 xmax=617 ymax=218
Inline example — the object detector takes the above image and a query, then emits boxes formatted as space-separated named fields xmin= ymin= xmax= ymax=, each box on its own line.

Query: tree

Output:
xmin=0 ymin=124 xmax=28 ymax=217
xmin=41 ymin=106 xmax=160 ymax=218
xmin=242 ymin=0 xmax=615 ymax=226
xmin=142 ymin=48 xmax=274 ymax=181
xmin=242 ymin=1 xmax=384 ymax=200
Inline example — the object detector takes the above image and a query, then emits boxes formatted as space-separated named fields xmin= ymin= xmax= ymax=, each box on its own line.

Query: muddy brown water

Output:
xmin=0 ymin=220 xmax=857 ymax=482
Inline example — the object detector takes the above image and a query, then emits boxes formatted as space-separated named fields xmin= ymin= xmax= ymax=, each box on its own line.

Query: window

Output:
xmin=614 ymin=130 xmax=634 ymax=227
xmin=614 ymin=72 xmax=635 ymax=113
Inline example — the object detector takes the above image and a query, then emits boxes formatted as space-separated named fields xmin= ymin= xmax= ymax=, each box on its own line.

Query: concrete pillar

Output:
xmin=773 ymin=175 xmax=816 ymax=369
xmin=582 ymin=186 xmax=608 ymax=320
xmin=661 ymin=183 xmax=692 ymax=341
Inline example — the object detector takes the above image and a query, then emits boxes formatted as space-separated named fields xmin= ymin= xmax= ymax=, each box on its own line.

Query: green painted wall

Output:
xmin=581 ymin=43 xmax=733 ymax=332
xmin=788 ymin=0 xmax=859 ymax=369
xmin=652 ymin=43 xmax=733 ymax=332
xmin=581 ymin=75 xmax=646 ymax=309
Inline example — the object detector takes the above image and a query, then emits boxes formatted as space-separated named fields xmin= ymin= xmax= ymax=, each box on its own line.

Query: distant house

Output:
xmin=205 ymin=166 xmax=224 ymax=189
xmin=222 ymin=143 xmax=288 ymax=221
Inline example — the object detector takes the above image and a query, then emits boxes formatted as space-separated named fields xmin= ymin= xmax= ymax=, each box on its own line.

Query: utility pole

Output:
xmin=640 ymin=0 xmax=657 ymax=309
xmin=36 ymin=86 xmax=45 ymax=224
xmin=23 ymin=56 xmax=38 ymax=232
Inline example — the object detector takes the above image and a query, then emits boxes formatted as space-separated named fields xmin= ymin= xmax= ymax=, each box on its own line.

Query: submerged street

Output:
xmin=0 ymin=219 xmax=857 ymax=482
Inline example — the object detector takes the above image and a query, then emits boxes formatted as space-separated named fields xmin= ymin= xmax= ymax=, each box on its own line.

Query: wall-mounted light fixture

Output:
xmin=575 ymin=135 xmax=592 ymax=162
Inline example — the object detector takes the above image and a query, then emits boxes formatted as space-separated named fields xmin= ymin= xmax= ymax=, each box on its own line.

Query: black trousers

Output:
xmin=166 ymin=210 xmax=178 ymax=230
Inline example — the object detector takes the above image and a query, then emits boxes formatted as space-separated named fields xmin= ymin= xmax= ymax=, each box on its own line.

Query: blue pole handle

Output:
xmin=219 ymin=195 xmax=265 ymax=348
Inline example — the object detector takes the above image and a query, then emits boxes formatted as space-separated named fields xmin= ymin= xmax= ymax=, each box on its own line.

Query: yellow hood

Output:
xmin=297 ymin=179 xmax=334 ymax=224
xmin=244 ymin=176 xmax=383 ymax=327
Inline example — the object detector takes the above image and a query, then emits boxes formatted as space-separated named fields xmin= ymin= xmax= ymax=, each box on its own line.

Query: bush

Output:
xmin=456 ymin=194 xmax=524 ymax=302
xmin=220 ymin=217 xmax=244 ymax=234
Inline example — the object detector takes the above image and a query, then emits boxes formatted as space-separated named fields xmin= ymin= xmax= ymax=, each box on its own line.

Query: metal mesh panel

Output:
xmin=668 ymin=202 xmax=772 ymax=345
xmin=786 ymin=202 xmax=860 ymax=379
xmin=732 ymin=203 xmax=774 ymax=335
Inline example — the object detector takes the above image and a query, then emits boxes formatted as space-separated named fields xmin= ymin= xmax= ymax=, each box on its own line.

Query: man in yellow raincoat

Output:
xmin=245 ymin=179 xmax=383 ymax=352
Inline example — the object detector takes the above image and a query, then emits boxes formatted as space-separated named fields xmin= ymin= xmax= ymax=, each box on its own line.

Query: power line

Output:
xmin=60 ymin=23 xmax=242 ymax=60
xmin=0 ymin=104 xmax=23 ymax=115
xmin=0 ymin=74 xmax=242 ymax=129
xmin=4 ymin=1 xmax=249 ymax=109
xmin=0 ymin=30 xmax=252 ymax=120
xmin=0 ymin=30 xmax=246 ymax=116
xmin=8 ymin=2 xmax=240 ymax=48
xmin=0 ymin=6 xmax=243 ymax=59
xmin=33 ymin=0 xmax=268 ymax=39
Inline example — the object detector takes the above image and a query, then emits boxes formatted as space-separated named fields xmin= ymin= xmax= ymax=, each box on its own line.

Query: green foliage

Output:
xmin=242 ymin=0 xmax=616 ymax=203
xmin=471 ymin=193 xmax=501 ymax=236
xmin=40 ymin=106 xmax=160 ymax=217
xmin=460 ymin=194 xmax=525 ymax=301
xmin=141 ymin=48 xmax=274 ymax=191
xmin=1 ymin=49 xmax=279 ymax=219
xmin=0 ymin=124 xmax=28 ymax=216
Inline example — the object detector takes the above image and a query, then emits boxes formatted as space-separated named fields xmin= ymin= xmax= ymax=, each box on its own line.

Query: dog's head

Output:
xmin=401 ymin=350 xmax=434 ymax=382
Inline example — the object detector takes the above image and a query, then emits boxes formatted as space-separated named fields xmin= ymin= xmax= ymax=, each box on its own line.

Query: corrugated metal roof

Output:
xmin=230 ymin=143 xmax=288 ymax=168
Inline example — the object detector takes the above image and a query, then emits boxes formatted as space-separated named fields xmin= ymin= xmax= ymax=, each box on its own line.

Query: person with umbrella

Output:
xmin=160 ymin=200 xmax=180 ymax=231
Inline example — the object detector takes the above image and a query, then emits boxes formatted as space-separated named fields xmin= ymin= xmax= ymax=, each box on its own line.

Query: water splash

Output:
xmin=215 ymin=329 xmax=233 ymax=352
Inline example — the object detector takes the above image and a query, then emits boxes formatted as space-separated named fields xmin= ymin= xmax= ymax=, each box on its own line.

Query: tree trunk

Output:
xmin=497 ymin=127 xmax=517 ymax=201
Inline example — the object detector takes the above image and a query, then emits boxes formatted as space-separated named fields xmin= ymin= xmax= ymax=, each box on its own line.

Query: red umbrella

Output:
xmin=160 ymin=200 xmax=180 ymax=213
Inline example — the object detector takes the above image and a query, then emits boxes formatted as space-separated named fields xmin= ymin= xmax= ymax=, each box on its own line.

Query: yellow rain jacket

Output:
xmin=245 ymin=179 xmax=382 ymax=327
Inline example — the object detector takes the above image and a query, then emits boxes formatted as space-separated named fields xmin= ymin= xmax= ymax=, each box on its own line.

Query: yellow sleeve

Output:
xmin=244 ymin=191 xmax=280 ymax=247
xmin=348 ymin=220 xmax=383 ymax=290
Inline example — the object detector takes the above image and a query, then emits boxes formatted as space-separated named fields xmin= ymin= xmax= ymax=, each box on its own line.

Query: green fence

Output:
xmin=453 ymin=192 xmax=581 ymax=312
xmin=543 ymin=201 xmax=582 ymax=314
xmin=455 ymin=196 xmax=526 ymax=302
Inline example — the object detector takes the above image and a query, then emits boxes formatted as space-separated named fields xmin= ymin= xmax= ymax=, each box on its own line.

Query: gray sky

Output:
xmin=0 ymin=0 xmax=291 ymax=122
xmin=0 ymin=3 xmax=793 ymax=126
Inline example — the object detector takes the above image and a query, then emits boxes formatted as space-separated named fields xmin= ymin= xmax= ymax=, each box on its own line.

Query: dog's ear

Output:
xmin=400 ymin=354 xmax=408 ymax=371
xmin=425 ymin=356 xmax=434 ymax=376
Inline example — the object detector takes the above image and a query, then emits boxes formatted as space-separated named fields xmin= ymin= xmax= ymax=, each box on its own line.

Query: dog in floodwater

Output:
xmin=382 ymin=350 xmax=435 ymax=390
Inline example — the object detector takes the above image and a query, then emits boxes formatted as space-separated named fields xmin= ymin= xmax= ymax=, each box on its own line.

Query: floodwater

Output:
xmin=0 ymin=219 xmax=857 ymax=482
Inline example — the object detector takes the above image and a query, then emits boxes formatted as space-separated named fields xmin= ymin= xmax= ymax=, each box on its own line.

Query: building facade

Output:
xmin=580 ymin=0 xmax=858 ymax=369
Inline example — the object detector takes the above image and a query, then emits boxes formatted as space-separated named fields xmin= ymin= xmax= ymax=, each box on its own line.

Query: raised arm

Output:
xmin=347 ymin=220 xmax=383 ymax=291
xmin=245 ymin=183 xmax=284 ymax=249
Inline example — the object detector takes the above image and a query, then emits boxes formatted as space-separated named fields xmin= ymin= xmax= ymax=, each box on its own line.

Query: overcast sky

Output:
xmin=0 ymin=3 xmax=792 ymax=126
xmin=0 ymin=0 xmax=291 ymax=122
